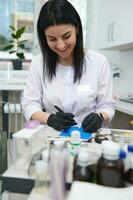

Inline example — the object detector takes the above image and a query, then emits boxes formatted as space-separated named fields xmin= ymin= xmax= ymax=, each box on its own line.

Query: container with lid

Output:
xmin=35 ymin=160 xmax=48 ymax=193
xmin=73 ymin=150 xmax=94 ymax=182
xmin=124 ymin=156 xmax=133 ymax=185
xmin=124 ymin=142 xmax=133 ymax=171
xmin=49 ymin=139 xmax=67 ymax=200
xmin=97 ymin=141 xmax=125 ymax=187
xmin=68 ymin=130 xmax=81 ymax=157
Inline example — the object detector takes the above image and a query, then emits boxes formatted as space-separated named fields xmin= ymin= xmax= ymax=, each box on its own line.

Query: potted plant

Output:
xmin=3 ymin=25 xmax=28 ymax=70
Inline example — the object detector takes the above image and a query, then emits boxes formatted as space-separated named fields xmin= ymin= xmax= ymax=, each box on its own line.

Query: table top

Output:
xmin=68 ymin=181 xmax=133 ymax=200
xmin=0 ymin=70 xmax=28 ymax=91
xmin=27 ymin=181 xmax=133 ymax=200
xmin=4 ymin=126 xmax=133 ymax=199
xmin=116 ymin=100 xmax=133 ymax=116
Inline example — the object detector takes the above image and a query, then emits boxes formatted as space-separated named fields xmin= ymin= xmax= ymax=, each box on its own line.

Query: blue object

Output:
xmin=128 ymin=145 xmax=133 ymax=152
xmin=60 ymin=126 xmax=92 ymax=140
xmin=119 ymin=150 xmax=126 ymax=159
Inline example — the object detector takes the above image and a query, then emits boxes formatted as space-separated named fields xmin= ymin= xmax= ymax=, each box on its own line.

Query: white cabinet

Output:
xmin=98 ymin=0 xmax=133 ymax=50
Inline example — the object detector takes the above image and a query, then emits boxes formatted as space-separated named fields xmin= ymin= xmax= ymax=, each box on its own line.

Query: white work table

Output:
xmin=2 ymin=125 xmax=101 ymax=195
xmin=2 ymin=125 xmax=133 ymax=200
xmin=116 ymin=100 xmax=133 ymax=116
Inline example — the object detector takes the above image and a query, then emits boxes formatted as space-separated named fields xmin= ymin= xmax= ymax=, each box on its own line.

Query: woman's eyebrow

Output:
xmin=46 ymin=35 xmax=56 ymax=39
xmin=63 ymin=31 xmax=71 ymax=36
xmin=46 ymin=31 xmax=71 ymax=38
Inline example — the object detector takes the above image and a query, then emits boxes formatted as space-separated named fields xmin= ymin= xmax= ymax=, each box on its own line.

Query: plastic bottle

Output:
xmin=49 ymin=140 xmax=67 ymax=200
xmin=119 ymin=135 xmax=127 ymax=170
xmin=73 ymin=150 xmax=94 ymax=182
xmin=68 ymin=130 xmax=81 ymax=157
xmin=1 ymin=191 xmax=10 ymax=200
xmin=97 ymin=141 xmax=125 ymax=187
xmin=124 ymin=156 xmax=133 ymax=185
xmin=66 ymin=130 xmax=81 ymax=184
xmin=41 ymin=148 xmax=49 ymax=163
xmin=119 ymin=149 xmax=126 ymax=169
xmin=125 ymin=143 xmax=133 ymax=171
xmin=34 ymin=160 xmax=48 ymax=193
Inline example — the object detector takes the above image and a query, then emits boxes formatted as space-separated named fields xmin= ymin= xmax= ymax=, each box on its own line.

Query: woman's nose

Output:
xmin=56 ymin=40 xmax=65 ymax=50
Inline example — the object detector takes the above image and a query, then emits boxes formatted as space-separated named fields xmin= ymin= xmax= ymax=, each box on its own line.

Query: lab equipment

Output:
xmin=73 ymin=150 xmax=94 ymax=182
xmin=125 ymin=142 xmax=133 ymax=171
xmin=68 ymin=130 xmax=81 ymax=157
xmin=97 ymin=141 xmax=125 ymax=187
xmin=95 ymin=133 xmax=109 ymax=144
xmin=111 ymin=129 xmax=133 ymax=143
xmin=35 ymin=160 xmax=48 ymax=193
xmin=124 ymin=156 xmax=133 ymax=185
xmin=60 ymin=126 xmax=92 ymax=141
xmin=12 ymin=125 xmax=46 ymax=171
xmin=49 ymin=140 xmax=67 ymax=200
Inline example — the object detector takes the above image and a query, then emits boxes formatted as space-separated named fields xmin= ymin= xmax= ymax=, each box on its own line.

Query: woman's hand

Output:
xmin=81 ymin=112 xmax=103 ymax=133
xmin=47 ymin=111 xmax=77 ymax=131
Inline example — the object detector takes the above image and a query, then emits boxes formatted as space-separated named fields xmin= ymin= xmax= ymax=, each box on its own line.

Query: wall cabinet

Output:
xmin=98 ymin=0 xmax=133 ymax=50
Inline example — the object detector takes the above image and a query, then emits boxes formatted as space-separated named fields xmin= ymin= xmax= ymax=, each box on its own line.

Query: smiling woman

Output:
xmin=34 ymin=0 xmax=88 ymax=53
xmin=22 ymin=0 xmax=115 ymax=134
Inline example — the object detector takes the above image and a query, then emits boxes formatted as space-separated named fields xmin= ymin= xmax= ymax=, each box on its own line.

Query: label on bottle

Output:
xmin=68 ymin=142 xmax=80 ymax=157
xmin=35 ymin=171 xmax=48 ymax=194
xmin=35 ymin=180 xmax=48 ymax=193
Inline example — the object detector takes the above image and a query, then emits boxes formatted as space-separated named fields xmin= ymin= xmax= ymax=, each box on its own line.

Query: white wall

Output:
xmin=113 ymin=50 xmax=133 ymax=96
xmin=33 ymin=0 xmax=48 ymax=54
xmin=69 ymin=0 xmax=88 ymax=46
xmin=86 ymin=0 xmax=133 ymax=98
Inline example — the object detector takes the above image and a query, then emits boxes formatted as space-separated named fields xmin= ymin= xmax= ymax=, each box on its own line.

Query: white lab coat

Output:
xmin=22 ymin=49 xmax=115 ymax=126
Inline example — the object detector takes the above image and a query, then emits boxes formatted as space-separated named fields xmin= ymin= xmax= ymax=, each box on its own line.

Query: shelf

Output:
xmin=100 ymin=42 xmax=133 ymax=51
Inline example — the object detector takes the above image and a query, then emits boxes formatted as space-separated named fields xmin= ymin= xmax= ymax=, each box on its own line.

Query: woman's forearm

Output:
xmin=31 ymin=111 xmax=51 ymax=124
xmin=100 ymin=112 xmax=109 ymax=121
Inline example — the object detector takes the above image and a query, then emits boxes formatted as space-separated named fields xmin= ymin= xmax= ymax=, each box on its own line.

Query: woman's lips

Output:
xmin=56 ymin=46 xmax=69 ymax=53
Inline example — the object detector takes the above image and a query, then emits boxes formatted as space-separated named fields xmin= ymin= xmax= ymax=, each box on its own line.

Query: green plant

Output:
xmin=3 ymin=25 xmax=28 ymax=59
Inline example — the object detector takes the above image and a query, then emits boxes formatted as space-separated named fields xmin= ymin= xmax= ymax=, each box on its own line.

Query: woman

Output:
xmin=22 ymin=0 xmax=115 ymax=133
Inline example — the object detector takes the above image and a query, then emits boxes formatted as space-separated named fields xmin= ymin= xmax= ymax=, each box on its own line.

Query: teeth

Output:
xmin=60 ymin=48 xmax=68 ymax=52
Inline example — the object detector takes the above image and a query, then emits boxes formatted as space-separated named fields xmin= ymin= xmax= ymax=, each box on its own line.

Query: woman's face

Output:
xmin=45 ymin=24 xmax=77 ymax=61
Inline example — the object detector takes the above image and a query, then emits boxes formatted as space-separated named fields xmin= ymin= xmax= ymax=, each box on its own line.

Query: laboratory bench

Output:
xmin=27 ymin=181 xmax=133 ymax=200
xmin=116 ymin=100 xmax=133 ymax=116
xmin=1 ymin=125 xmax=101 ymax=195
xmin=110 ymin=100 xmax=133 ymax=130
xmin=1 ymin=125 xmax=133 ymax=200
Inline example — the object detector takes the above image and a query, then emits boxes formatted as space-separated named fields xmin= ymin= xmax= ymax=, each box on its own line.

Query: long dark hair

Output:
xmin=37 ymin=0 xmax=84 ymax=83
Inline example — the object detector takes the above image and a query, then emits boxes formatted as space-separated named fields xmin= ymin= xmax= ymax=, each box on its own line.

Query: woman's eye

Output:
xmin=47 ymin=37 xmax=56 ymax=42
xmin=63 ymin=35 xmax=70 ymax=40
xmin=49 ymin=38 xmax=56 ymax=42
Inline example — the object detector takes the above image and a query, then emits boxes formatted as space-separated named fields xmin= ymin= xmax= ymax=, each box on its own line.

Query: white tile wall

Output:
xmin=101 ymin=50 xmax=133 ymax=97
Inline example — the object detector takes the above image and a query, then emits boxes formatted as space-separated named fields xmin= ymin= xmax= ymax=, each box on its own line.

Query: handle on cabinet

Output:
xmin=107 ymin=23 xmax=111 ymax=42
xmin=111 ymin=22 xmax=115 ymax=41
